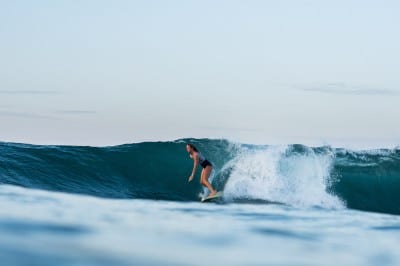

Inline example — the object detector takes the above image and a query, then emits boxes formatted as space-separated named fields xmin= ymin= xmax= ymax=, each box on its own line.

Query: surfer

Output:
xmin=186 ymin=143 xmax=217 ymax=197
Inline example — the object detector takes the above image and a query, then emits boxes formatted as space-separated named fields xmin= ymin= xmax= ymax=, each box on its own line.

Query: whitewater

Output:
xmin=0 ymin=138 xmax=400 ymax=265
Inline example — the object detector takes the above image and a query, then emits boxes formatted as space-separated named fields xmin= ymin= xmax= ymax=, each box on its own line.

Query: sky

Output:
xmin=0 ymin=0 xmax=399 ymax=147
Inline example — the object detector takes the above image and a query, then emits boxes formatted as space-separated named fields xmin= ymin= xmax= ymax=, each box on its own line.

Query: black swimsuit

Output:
xmin=198 ymin=152 xmax=212 ymax=168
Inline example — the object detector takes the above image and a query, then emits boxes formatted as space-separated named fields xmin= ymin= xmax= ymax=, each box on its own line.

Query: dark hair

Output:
xmin=187 ymin=143 xmax=198 ymax=152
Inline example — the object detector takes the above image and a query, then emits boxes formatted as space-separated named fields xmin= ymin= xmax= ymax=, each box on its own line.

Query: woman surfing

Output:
xmin=186 ymin=143 xmax=217 ymax=197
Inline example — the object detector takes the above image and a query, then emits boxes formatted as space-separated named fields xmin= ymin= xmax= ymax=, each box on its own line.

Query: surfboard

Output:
xmin=201 ymin=191 xmax=223 ymax=202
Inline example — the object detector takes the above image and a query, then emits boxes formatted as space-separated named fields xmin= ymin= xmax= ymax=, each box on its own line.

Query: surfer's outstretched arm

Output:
xmin=188 ymin=153 xmax=199 ymax=182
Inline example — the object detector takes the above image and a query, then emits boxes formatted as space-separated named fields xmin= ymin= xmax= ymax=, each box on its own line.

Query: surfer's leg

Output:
xmin=201 ymin=167 xmax=216 ymax=196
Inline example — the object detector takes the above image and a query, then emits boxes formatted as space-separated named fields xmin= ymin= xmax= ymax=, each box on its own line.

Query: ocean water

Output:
xmin=0 ymin=139 xmax=400 ymax=265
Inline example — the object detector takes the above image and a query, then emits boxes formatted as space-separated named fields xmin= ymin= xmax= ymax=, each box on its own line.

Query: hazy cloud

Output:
xmin=0 ymin=90 xmax=60 ymax=95
xmin=55 ymin=110 xmax=97 ymax=115
xmin=0 ymin=111 xmax=58 ymax=120
xmin=298 ymin=83 xmax=399 ymax=96
xmin=0 ymin=109 xmax=96 ymax=120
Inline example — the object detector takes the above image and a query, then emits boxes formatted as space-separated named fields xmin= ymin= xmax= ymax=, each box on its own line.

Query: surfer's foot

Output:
xmin=209 ymin=191 xmax=217 ymax=197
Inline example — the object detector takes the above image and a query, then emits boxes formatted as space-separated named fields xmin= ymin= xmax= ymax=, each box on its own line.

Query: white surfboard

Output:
xmin=201 ymin=191 xmax=223 ymax=202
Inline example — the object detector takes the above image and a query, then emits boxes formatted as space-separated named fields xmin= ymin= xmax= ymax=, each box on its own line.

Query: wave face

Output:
xmin=0 ymin=139 xmax=399 ymax=215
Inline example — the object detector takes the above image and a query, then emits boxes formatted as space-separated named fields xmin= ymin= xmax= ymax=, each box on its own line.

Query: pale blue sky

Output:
xmin=1 ymin=1 xmax=399 ymax=147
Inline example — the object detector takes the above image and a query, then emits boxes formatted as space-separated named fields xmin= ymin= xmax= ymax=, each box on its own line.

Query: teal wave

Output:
xmin=0 ymin=139 xmax=399 ymax=215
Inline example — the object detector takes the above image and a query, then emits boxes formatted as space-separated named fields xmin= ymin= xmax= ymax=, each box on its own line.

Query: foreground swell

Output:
xmin=0 ymin=139 xmax=399 ymax=215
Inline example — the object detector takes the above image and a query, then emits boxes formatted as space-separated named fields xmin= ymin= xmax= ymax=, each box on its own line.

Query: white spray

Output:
xmin=223 ymin=145 xmax=344 ymax=209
